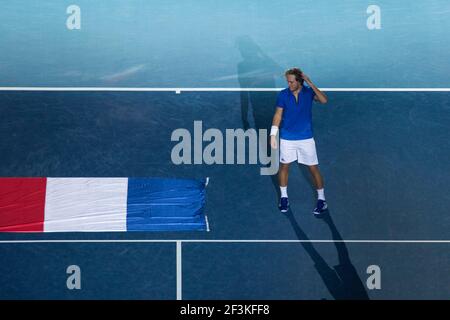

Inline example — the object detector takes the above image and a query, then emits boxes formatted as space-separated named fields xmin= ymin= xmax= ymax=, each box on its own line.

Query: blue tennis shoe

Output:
xmin=313 ymin=199 xmax=328 ymax=215
xmin=278 ymin=197 xmax=289 ymax=213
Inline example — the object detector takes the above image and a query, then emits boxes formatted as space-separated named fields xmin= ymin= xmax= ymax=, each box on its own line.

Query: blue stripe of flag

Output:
xmin=126 ymin=177 xmax=208 ymax=231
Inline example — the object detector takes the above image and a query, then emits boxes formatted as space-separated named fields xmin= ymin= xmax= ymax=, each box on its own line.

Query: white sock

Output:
xmin=317 ymin=188 xmax=325 ymax=200
xmin=280 ymin=186 xmax=288 ymax=198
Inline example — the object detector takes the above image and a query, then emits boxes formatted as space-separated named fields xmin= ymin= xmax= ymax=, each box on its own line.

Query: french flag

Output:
xmin=0 ymin=177 xmax=209 ymax=232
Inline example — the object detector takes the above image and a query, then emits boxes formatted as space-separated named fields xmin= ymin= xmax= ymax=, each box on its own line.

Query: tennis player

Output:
xmin=270 ymin=68 xmax=328 ymax=214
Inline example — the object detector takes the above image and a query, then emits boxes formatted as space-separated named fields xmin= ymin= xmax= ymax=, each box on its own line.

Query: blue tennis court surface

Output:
xmin=1 ymin=0 xmax=450 ymax=300
xmin=1 ymin=1 xmax=449 ymax=88
xmin=1 ymin=91 xmax=449 ymax=299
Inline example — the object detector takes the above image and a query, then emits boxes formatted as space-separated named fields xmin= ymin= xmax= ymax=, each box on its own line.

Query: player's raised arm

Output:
xmin=302 ymin=73 xmax=328 ymax=104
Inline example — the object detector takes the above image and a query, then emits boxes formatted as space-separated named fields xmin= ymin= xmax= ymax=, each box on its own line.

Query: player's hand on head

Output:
xmin=301 ymin=73 xmax=311 ymax=83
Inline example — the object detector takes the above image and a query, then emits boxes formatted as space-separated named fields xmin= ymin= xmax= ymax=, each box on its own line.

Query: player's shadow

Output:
xmin=236 ymin=35 xmax=283 ymax=132
xmin=285 ymin=208 xmax=370 ymax=300
xmin=236 ymin=35 xmax=284 ymax=198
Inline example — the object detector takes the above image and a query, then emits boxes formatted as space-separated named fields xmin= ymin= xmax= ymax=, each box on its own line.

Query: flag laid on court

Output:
xmin=0 ymin=177 xmax=209 ymax=232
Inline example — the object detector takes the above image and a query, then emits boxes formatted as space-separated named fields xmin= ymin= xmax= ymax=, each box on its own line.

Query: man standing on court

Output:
xmin=270 ymin=68 xmax=328 ymax=214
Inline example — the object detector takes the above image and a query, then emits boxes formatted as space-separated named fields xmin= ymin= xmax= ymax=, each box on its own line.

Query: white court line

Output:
xmin=0 ymin=87 xmax=450 ymax=92
xmin=0 ymin=239 xmax=450 ymax=244
xmin=176 ymin=241 xmax=182 ymax=301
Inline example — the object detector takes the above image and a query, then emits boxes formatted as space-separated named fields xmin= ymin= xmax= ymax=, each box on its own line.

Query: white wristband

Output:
xmin=270 ymin=126 xmax=279 ymax=136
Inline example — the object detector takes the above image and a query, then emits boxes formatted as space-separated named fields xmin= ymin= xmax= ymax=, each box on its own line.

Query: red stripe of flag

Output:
xmin=0 ymin=178 xmax=47 ymax=232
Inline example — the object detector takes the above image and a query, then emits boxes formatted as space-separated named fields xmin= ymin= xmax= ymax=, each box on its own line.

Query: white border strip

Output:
xmin=0 ymin=240 xmax=449 ymax=244
xmin=204 ymin=177 xmax=210 ymax=233
xmin=0 ymin=87 xmax=450 ymax=92
xmin=205 ymin=216 xmax=210 ymax=233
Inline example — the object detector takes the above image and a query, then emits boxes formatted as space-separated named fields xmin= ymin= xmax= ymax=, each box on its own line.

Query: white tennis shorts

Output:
xmin=279 ymin=138 xmax=319 ymax=165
